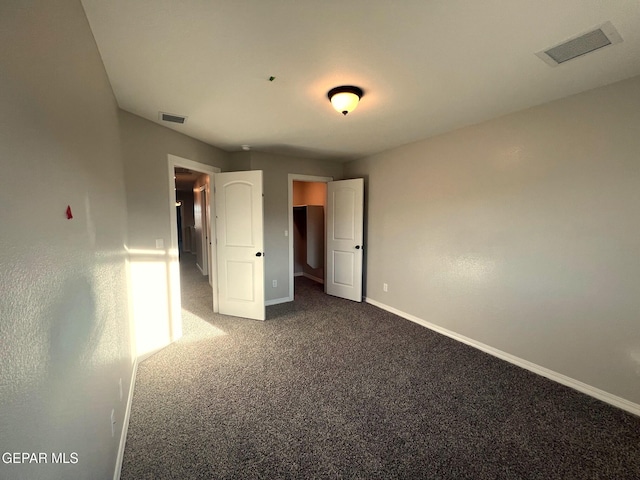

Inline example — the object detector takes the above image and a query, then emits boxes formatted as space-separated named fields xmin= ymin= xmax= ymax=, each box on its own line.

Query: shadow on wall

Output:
xmin=2 ymin=271 xmax=130 ymax=479
xmin=49 ymin=276 xmax=98 ymax=378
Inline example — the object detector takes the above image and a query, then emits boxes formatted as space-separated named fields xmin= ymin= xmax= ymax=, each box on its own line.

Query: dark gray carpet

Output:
xmin=121 ymin=254 xmax=640 ymax=479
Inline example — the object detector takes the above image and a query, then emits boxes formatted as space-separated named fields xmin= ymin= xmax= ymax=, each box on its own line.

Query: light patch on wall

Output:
xmin=129 ymin=260 xmax=170 ymax=357
xmin=125 ymin=247 xmax=168 ymax=256
xmin=125 ymin=246 xmax=180 ymax=358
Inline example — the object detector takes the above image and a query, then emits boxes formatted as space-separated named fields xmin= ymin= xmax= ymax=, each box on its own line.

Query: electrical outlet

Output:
xmin=272 ymin=279 xmax=277 ymax=288
xmin=110 ymin=409 xmax=116 ymax=437
xmin=383 ymin=283 xmax=388 ymax=292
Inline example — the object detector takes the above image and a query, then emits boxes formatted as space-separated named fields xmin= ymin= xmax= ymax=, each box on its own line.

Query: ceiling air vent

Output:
xmin=536 ymin=21 xmax=622 ymax=67
xmin=159 ymin=112 xmax=187 ymax=124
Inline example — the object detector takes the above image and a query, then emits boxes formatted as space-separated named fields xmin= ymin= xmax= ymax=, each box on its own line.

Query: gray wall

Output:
xmin=0 ymin=1 xmax=133 ymax=478
xmin=119 ymin=110 xmax=230 ymax=251
xmin=227 ymin=151 xmax=252 ymax=171
xmin=345 ymin=75 xmax=640 ymax=407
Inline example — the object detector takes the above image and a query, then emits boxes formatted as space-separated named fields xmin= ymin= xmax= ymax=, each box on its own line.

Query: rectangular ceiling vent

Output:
xmin=536 ymin=21 xmax=622 ymax=67
xmin=159 ymin=112 xmax=187 ymax=124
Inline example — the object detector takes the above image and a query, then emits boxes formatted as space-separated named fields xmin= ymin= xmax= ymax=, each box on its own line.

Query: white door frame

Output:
xmin=206 ymin=181 xmax=213 ymax=287
xmin=195 ymin=184 xmax=208 ymax=276
xmin=287 ymin=174 xmax=333 ymax=301
xmin=167 ymin=154 xmax=221 ymax=315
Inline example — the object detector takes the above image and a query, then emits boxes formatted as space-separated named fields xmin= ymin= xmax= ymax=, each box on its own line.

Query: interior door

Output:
xmin=214 ymin=170 xmax=265 ymax=320
xmin=326 ymin=178 xmax=364 ymax=302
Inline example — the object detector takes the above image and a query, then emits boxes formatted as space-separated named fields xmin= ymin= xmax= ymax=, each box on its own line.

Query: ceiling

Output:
xmin=81 ymin=0 xmax=640 ymax=161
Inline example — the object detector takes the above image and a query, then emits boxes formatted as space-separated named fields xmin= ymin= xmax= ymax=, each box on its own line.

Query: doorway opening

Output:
xmin=293 ymin=182 xmax=326 ymax=283
xmin=287 ymin=174 xmax=333 ymax=301
xmin=175 ymin=167 xmax=210 ymax=278
xmin=167 ymin=155 xmax=220 ymax=339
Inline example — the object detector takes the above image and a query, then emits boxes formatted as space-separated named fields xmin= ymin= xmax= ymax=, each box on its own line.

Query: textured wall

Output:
xmin=345 ymin=75 xmax=640 ymax=406
xmin=0 ymin=1 xmax=133 ymax=478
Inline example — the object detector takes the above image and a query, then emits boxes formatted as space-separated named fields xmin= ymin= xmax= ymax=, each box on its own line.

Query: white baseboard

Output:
xmin=365 ymin=297 xmax=640 ymax=417
xmin=113 ymin=358 xmax=138 ymax=480
xmin=265 ymin=296 xmax=291 ymax=306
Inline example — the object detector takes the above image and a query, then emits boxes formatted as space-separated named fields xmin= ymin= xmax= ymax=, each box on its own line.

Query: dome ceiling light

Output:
xmin=327 ymin=85 xmax=364 ymax=116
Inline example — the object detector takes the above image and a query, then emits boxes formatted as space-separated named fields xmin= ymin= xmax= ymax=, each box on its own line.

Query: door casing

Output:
xmin=167 ymin=155 xmax=221 ymax=329
xmin=194 ymin=184 xmax=209 ymax=276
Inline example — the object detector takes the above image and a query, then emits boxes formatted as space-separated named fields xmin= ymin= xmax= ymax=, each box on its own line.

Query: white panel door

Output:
xmin=326 ymin=178 xmax=364 ymax=302
xmin=214 ymin=171 xmax=265 ymax=320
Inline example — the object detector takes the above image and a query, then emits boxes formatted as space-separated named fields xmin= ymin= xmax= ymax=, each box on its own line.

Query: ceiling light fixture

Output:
xmin=327 ymin=85 xmax=364 ymax=116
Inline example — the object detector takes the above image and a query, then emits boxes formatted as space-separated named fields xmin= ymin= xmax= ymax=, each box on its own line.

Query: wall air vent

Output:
xmin=536 ymin=21 xmax=622 ymax=67
xmin=159 ymin=112 xmax=187 ymax=124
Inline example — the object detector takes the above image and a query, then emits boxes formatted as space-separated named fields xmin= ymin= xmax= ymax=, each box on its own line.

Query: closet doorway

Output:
xmin=287 ymin=174 xmax=333 ymax=300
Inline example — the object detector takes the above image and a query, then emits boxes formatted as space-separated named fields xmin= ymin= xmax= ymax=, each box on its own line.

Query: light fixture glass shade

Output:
xmin=331 ymin=92 xmax=360 ymax=115
xmin=327 ymin=86 xmax=363 ymax=115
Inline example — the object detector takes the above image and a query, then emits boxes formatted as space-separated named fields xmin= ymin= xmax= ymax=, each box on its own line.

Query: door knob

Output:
xmin=355 ymin=245 xmax=360 ymax=249
xmin=256 ymin=252 xmax=262 ymax=257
